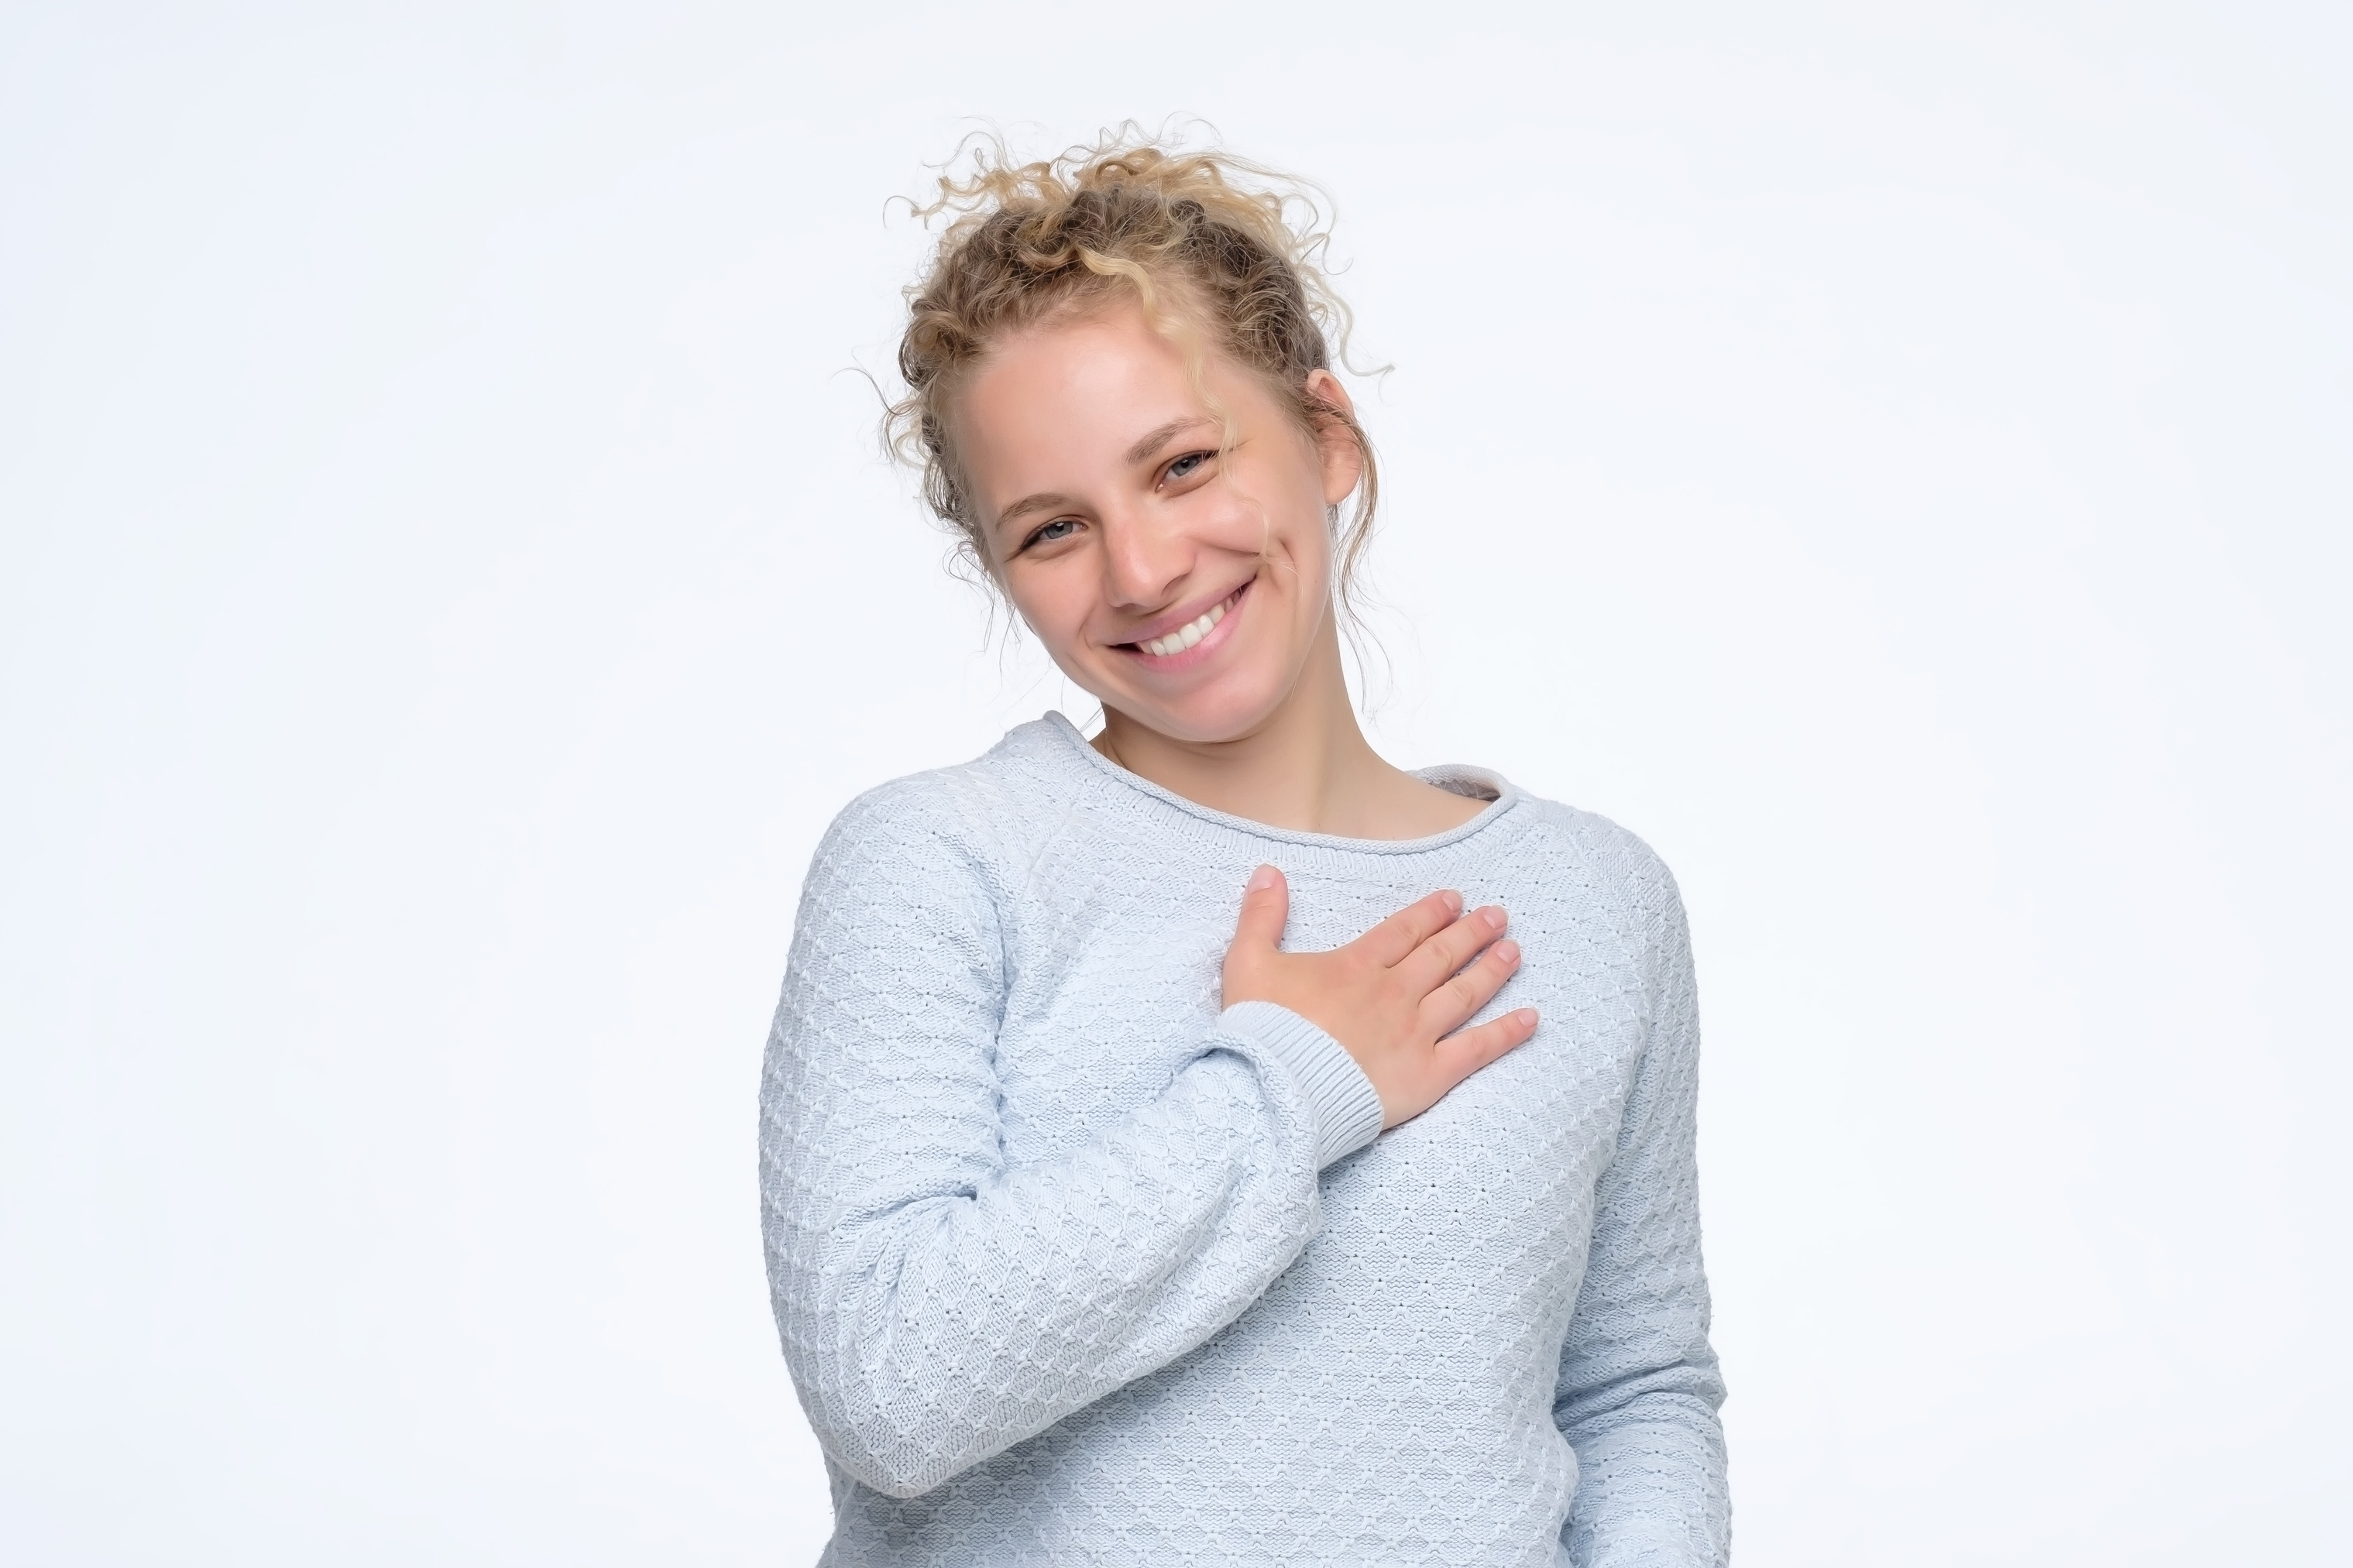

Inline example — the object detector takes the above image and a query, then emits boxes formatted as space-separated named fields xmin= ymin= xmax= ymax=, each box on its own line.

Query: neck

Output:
xmin=1093 ymin=613 xmax=1481 ymax=840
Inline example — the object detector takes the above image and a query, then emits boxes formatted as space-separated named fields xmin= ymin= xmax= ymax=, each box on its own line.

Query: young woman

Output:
xmin=761 ymin=138 xmax=1729 ymax=1567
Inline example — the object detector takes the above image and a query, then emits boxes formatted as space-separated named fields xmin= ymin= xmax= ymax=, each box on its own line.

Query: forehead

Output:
xmin=964 ymin=305 xmax=1194 ymax=422
xmin=953 ymin=303 xmax=1280 ymax=492
xmin=950 ymin=308 xmax=1193 ymax=494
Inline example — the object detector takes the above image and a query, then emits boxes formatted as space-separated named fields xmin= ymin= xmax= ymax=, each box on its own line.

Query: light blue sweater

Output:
xmin=761 ymin=715 xmax=1728 ymax=1566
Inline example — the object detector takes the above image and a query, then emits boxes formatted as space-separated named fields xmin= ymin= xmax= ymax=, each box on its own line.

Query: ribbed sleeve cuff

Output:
xmin=1219 ymin=1000 xmax=1386 ymax=1168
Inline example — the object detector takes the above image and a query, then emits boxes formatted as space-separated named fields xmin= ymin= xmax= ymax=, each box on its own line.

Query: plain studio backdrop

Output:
xmin=3 ymin=3 xmax=2347 ymax=1563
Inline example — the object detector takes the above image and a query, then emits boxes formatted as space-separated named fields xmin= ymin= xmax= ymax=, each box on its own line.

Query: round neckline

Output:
xmin=1040 ymin=711 xmax=1523 ymax=856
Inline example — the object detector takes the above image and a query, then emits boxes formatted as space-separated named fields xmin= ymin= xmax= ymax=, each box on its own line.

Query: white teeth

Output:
xmin=1139 ymin=594 xmax=1231 ymax=658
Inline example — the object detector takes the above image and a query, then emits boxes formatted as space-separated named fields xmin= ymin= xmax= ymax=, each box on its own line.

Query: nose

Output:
xmin=1097 ymin=504 xmax=1191 ymax=612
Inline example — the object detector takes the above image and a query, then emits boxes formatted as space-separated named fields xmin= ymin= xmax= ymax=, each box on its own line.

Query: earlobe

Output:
xmin=1320 ymin=429 xmax=1364 ymax=507
xmin=1314 ymin=416 xmax=1365 ymax=507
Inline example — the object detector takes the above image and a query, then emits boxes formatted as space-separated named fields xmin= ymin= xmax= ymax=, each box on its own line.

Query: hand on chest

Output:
xmin=990 ymin=863 xmax=1651 ymax=1194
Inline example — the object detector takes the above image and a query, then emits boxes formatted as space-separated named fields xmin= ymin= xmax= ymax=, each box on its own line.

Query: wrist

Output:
xmin=1221 ymin=1000 xmax=1386 ymax=1167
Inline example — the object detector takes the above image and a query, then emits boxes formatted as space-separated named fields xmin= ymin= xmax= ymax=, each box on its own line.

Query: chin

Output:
xmin=1104 ymin=675 xmax=1291 ymax=746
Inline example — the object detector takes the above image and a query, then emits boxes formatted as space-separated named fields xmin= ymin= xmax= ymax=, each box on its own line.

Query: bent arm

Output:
xmin=760 ymin=792 xmax=1382 ymax=1499
xmin=1554 ymin=870 xmax=1730 ymax=1567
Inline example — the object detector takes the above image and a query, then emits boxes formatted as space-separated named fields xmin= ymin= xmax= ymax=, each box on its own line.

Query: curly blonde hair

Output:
xmin=885 ymin=128 xmax=1381 ymax=621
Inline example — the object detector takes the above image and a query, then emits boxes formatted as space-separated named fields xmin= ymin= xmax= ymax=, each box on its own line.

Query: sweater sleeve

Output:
xmin=759 ymin=784 xmax=1385 ymax=1500
xmin=1554 ymin=848 xmax=1731 ymax=1567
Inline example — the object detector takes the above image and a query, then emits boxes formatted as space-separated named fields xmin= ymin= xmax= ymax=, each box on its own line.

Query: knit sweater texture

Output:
xmin=761 ymin=715 xmax=1729 ymax=1566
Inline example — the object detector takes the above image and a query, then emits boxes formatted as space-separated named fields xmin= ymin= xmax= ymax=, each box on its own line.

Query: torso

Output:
xmin=820 ymin=717 xmax=1669 ymax=1566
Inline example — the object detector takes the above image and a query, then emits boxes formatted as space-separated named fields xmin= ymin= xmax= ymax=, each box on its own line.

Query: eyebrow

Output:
xmin=1124 ymin=415 xmax=1213 ymax=467
xmin=994 ymin=490 xmax=1078 ymax=533
xmin=991 ymin=417 xmax=1218 ymax=534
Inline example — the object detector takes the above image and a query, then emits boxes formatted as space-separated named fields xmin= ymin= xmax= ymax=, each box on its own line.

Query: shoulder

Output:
xmin=1499 ymin=792 xmax=1699 ymax=1028
xmin=802 ymin=717 xmax=1084 ymax=901
xmin=1505 ymin=790 xmax=1687 ymax=937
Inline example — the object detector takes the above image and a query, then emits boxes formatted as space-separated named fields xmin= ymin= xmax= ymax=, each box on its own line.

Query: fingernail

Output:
xmin=1481 ymin=907 xmax=1505 ymax=932
xmin=1441 ymin=890 xmax=1462 ymax=914
xmin=1495 ymin=939 xmax=1520 ymax=963
xmin=1248 ymin=864 xmax=1279 ymax=891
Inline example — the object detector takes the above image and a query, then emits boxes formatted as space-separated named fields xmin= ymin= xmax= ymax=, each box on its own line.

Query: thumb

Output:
xmin=1230 ymin=863 xmax=1290 ymax=954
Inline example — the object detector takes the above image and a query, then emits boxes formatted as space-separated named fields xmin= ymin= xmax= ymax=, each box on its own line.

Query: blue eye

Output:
xmin=1028 ymin=519 xmax=1080 ymax=547
xmin=1166 ymin=451 xmax=1208 ymax=481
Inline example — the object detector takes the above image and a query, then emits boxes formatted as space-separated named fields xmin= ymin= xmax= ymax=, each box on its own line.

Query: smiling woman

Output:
xmin=760 ymin=132 xmax=1730 ymax=1567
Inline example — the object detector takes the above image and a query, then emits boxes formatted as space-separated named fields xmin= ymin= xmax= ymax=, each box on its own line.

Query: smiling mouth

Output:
xmin=1122 ymin=584 xmax=1248 ymax=660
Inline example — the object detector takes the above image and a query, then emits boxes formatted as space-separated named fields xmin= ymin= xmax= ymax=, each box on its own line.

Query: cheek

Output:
xmin=1198 ymin=469 xmax=1331 ymax=570
xmin=1282 ymin=503 xmax=1334 ymax=574
xmin=1242 ymin=485 xmax=1335 ymax=599
xmin=999 ymin=562 xmax=1094 ymax=651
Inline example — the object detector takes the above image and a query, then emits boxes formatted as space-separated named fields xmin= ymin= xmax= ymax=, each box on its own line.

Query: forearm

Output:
xmin=765 ymin=1008 xmax=1379 ymax=1498
xmin=1558 ymin=1373 xmax=1728 ymax=1566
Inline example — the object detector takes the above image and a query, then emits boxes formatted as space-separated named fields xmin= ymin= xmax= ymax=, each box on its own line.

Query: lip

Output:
xmin=1114 ymin=580 xmax=1251 ymax=673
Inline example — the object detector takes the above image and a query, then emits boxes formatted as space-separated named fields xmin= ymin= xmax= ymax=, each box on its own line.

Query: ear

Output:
xmin=1303 ymin=368 xmax=1364 ymax=508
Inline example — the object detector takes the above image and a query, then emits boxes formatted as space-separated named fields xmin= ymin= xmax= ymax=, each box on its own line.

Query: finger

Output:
xmin=1431 ymin=1007 xmax=1541 ymax=1082
xmin=1352 ymin=887 xmax=1465 ymax=967
xmin=1420 ymin=938 xmax=1523 ymax=1036
xmin=1395 ymin=904 xmax=1509 ymax=993
xmin=1228 ymin=863 xmax=1291 ymax=955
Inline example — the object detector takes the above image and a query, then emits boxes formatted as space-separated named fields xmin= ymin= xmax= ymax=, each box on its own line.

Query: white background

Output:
xmin=3 ymin=3 xmax=2346 ymax=1563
